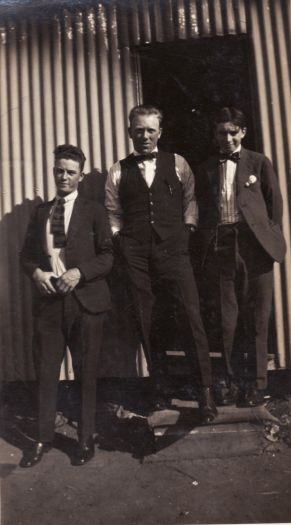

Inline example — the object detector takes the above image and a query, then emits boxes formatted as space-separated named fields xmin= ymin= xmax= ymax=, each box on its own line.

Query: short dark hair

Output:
xmin=214 ymin=107 xmax=247 ymax=129
xmin=129 ymin=104 xmax=163 ymax=127
xmin=53 ymin=144 xmax=86 ymax=171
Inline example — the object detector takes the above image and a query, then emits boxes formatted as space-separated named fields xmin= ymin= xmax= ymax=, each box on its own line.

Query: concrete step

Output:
xmin=148 ymin=423 xmax=266 ymax=461
xmin=144 ymin=400 xmax=278 ymax=461
xmin=148 ymin=399 xmax=278 ymax=427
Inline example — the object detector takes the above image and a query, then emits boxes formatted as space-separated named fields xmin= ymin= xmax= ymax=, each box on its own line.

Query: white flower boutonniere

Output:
xmin=245 ymin=175 xmax=257 ymax=187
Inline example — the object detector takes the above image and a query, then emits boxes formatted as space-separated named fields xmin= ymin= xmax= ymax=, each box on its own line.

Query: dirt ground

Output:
xmin=1 ymin=377 xmax=291 ymax=525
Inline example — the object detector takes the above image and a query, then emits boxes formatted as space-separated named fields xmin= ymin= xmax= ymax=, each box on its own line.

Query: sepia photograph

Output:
xmin=0 ymin=0 xmax=290 ymax=524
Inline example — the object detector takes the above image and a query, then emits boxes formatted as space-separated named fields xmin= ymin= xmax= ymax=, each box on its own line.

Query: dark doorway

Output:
xmin=137 ymin=36 xmax=265 ymax=379
xmin=139 ymin=36 xmax=255 ymax=170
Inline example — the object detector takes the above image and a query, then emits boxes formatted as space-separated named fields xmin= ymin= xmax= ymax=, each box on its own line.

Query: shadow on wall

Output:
xmin=0 ymin=169 xmax=143 ymax=382
xmin=0 ymin=197 xmax=42 ymax=382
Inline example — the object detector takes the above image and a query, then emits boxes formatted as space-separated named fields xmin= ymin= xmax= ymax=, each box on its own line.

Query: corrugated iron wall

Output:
xmin=0 ymin=2 xmax=138 ymax=380
xmin=0 ymin=0 xmax=290 ymax=380
xmin=248 ymin=0 xmax=291 ymax=367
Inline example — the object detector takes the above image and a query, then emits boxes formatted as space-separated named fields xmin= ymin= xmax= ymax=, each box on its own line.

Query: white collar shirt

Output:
xmin=219 ymin=146 xmax=242 ymax=224
xmin=46 ymin=190 xmax=78 ymax=276
xmin=132 ymin=147 xmax=158 ymax=188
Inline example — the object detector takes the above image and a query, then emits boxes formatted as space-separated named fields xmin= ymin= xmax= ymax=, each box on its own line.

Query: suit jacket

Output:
xmin=195 ymin=147 xmax=286 ymax=264
xmin=20 ymin=196 xmax=113 ymax=313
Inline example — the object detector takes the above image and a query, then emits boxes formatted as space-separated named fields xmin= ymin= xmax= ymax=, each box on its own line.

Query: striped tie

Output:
xmin=51 ymin=197 xmax=66 ymax=248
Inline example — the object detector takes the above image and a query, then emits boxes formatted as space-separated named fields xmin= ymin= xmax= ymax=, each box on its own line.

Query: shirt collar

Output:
xmin=55 ymin=190 xmax=78 ymax=203
xmin=133 ymin=147 xmax=158 ymax=156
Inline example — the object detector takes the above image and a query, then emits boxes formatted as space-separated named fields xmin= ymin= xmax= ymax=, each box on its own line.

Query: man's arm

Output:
xmin=105 ymin=162 xmax=124 ymax=235
xmin=175 ymin=154 xmax=199 ymax=227
xmin=261 ymin=156 xmax=283 ymax=226
xmin=71 ymin=203 xmax=113 ymax=283
xmin=20 ymin=205 xmax=57 ymax=295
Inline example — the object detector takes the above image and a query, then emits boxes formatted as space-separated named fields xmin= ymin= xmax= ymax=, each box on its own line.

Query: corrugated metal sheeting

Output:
xmin=0 ymin=0 xmax=290 ymax=380
xmin=0 ymin=2 xmax=138 ymax=380
xmin=248 ymin=0 xmax=291 ymax=368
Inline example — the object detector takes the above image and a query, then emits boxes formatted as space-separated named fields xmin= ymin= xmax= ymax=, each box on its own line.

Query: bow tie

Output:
xmin=219 ymin=152 xmax=240 ymax=163
xmin=134 ymin=152 xmax=158 ymax=162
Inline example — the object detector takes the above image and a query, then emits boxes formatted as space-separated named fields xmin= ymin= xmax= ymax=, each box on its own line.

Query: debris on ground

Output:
xmin=263 ymin=423 xmax=280 ymax=442
xmin=265 ymin=397 xmax=291 ymax=447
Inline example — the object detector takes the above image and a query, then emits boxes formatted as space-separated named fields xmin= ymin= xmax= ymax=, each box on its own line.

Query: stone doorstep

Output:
xmin=154 ymin=421 xmax=261 ymax=437
xmin=143 ymin=401 xmax=278 ymax=461
xmin=148 ymin=399 xmax=279 ymax=428
xmin=146 ymin=422 xmax=266 ymax=461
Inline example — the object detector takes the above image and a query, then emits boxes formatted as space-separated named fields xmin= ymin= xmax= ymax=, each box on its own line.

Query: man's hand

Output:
xmin=32 ymin=268 xmax=58 ymax=296
xmin=54 ymin=268 xmax=82 ymax=295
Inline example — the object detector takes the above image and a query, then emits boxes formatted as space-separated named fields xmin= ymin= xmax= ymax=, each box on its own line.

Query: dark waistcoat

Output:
xmin=119 ymin=151 xmax=183 ymax=240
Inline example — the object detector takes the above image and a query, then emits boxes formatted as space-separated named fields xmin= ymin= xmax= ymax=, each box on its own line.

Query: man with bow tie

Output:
xmin=196 ymin=107 xmax=286 ymax=407
xmin=20 ymin=144 xmax=113 ymax=467
xmin=105 ymin=104 xmax=217 ymax=423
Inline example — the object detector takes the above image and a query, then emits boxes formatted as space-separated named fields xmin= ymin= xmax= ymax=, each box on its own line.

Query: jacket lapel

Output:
xmin=236 ymin=147 xmax=253 ymax=192
xmin=66 ymin=196 xmax=85 ymax=242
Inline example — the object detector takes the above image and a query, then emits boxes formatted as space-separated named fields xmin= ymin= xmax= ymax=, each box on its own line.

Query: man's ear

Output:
xmin=79 ymin=172 xmax=84 ymax=182
xmin=241 ymin=127 xmax=247 ymax=138
xmin=128 ymin=126 xmax=132 ymax=139
xmin=158 ymin=127 xmax=163 ymax=139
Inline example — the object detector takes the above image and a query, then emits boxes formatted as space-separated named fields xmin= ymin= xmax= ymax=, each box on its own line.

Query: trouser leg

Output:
xmin=78 ymin=312 xmax=106 ymax=441
xmin=246 ymin=270 xmax=273 ymax=390
xmin=34 ymin=299 xmax=65 ymax=443
xmin=67 ymin=295 xmax=107 ymax=442
xmin=173 ymin=263 xmax=212 ymax=386
xmin=152 ymin=231 xmax=212 ymax=387
xmin=219 ymin=275 xmax=239 ymax=379
xmin=119 ymin=236 xmax=154 ymax=371
xmin=237 ymin=227 xmax=274 ymax=390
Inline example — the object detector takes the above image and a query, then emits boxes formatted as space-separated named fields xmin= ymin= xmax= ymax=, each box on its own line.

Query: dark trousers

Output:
xmin=118 ymin=229 xmax=212 ymax=387
xmin=204 ymin=223 xmax=274 ymax=390
xmin=33 ymin=294 xmax=106 ymax=443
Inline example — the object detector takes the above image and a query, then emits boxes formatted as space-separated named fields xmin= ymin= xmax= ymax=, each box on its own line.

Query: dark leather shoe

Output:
xmin=19 ymin=442 xmax=52 ymax=468
xmin=198 ymin=387 xmax=218 ymax=424
xmin=215 ymin=382 xmax=239 ymax=406
xmin=237 ymin=387 xmax=265 ymax=407
xmin=72 ymin=436 xmax=95 ymax=466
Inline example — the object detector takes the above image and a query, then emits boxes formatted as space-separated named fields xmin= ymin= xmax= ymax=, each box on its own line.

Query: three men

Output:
xmin=196 ymin=107 xmax=286 ymax=406
xmin=105 ymin=104 xmax=217 ymax=423
xmin=20 ymin=145 xmax=113 ymax=467
xmin=20 ymin=105 xmax=286 ymax=468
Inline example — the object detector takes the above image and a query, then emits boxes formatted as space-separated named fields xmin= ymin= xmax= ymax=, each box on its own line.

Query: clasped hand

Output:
xmin=33 ymin=268 xmax=81 ymax=296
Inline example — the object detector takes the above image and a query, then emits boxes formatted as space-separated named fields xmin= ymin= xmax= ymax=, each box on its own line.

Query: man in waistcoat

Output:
xmin=105 ymin=104 xmax=217 ymax=423
xmin=20 ymin=144 xmax=113 ymax=467
xmin=196 ymin=107 xmax=286 ymax=406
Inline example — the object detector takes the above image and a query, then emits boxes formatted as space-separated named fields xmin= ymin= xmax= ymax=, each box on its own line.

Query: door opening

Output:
xmin=136 ymin=37 xmax=276 ymax=374
xmin=138 ymin=36 xmax=255 ymax=169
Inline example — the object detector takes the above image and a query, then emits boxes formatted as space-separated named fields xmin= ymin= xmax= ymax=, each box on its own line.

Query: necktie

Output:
xmin=134 ymin=152 xmax=158 ymax=162
xmin=219 ymin=152 xmax=240 ymax=164
xmin=51 ymin=197 xmax=66 ymax=248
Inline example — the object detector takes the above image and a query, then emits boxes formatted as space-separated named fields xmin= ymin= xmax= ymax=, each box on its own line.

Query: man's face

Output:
xmin=53 ymin=158 xmax=84 ymax=196
xmin=214 ymin=121 xmax=246 ymax=154
xmin=129 ymin=114 xmax=162 ymax=154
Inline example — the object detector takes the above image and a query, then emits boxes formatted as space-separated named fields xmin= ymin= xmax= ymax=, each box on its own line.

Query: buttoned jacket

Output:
xmin=20 ymin=196 xmax=113 ymax=313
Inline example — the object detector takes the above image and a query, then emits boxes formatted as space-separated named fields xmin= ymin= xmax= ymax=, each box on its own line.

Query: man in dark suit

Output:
xmin=196 ymin=107 xmax=286 ymax=406
xmin=20 ymin=144 xmax=113 ymax=467
xmin=105 ymin=104 xmax=217 ymax=423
